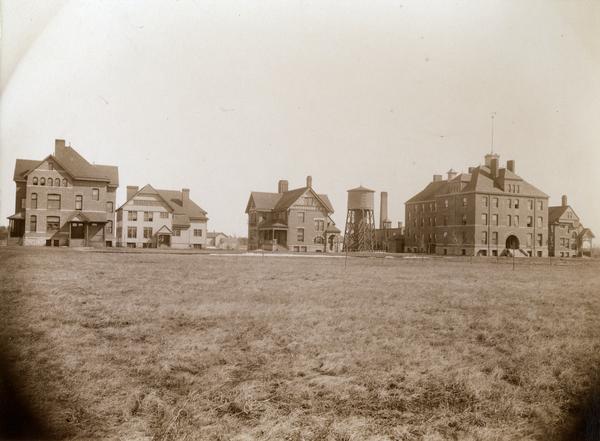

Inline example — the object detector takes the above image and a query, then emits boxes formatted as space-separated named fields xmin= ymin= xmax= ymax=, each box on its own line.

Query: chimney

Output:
xmin=484 ymin=152 xmax=499 ymax=167
xmin=562 ymin=195 xmax=568 ymax=207
xmin=447 ymin=169 xmax=458 ymax=180
xmin=433 ymin=174 xmax=442 ymax=182
xmin=126 ymin=185 xmax=139 ymax=200
xmin=55 ymin=139 xmax=66 ymax=156
xmin=398 ymin=221 xmax=403 ymax=229
xmin=278 ymin=180 xmax=288 ymax=193
xmin=380 ymin=192 xmax=389 ymax=229
xmin=306 ymin=175 xmax=312 ymax=188
xmin=468 ymin=167 xmax=474 ymax=174
xmin=507 ymin=160 xmax=515 ymax=173
xmin=181 ymin=188 xmax=190 ymax=205
xmin=490 ymin=158 xmax=499 ymax=178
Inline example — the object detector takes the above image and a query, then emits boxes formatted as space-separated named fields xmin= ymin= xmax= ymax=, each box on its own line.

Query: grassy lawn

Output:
xmin=1 ymin=248 xmax=599 ymax=440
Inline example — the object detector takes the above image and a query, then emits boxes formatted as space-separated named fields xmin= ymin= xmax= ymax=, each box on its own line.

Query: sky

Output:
xmin=1 ymin=0 xmax=599 ymax=237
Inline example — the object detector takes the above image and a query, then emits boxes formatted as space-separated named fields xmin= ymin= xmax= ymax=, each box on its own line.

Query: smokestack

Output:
xmin=433 ymin=174 xmax=442 ymax=182
xmin=507 ymin=160 xmax=515 ymax=173
xmin=380 ymin=192 xmax=389 ymax=229
xmin=181 ymin=188 xmax=190 ymax=205
xmin=306 ymin=175 xmax=312 ymax=188
xmin=55 ymin=139 xmax=66 ymax=156
xmin=126 ymin=185 xmax=139 ymax=200
xmin=562 ymin=195 xmax=568 ymax=207
xmin=278 ymin=180 xmax=288 ymax=193
xmin=490 ymin=158 xmax=499 ymax=178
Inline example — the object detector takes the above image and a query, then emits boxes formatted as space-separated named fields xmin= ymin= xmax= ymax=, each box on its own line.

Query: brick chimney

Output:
xmin=181 ymin=188 xmax=190 ymax=205
xmin=562 ymin=195 xmax=568 ymax=207
xmin=507 ymin=160 xmax=515 ymax=173
xmin=126 ymin=186 xmax=139 ymax=200
xmin=278 ymin=180 xmax=288 ymax=193
xmin=380 ymin=192 xmax=389 ymax=229
xmin=433 ymin=174 xmax=442 ymax=182
xmin=447 ymin=169 xmax=458 ymax=180
xmin=306 ymin=175 xmax=312 ymax=188
xmin=55 ymin=139 xmax=66 ymax=156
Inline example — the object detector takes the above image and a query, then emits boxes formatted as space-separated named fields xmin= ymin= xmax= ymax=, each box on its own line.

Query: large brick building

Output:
xmin=548 ymin=195 xmax=595 ymax=257
xmin=245 ymin=176 xmax=341 ymax=252
xmin=8 ymin=139 xmax=118 ymax=247
xmin=116 ymin=184 xmax=208 ymax=249
xmin=405 ymin=153 xmax=549 ymax=257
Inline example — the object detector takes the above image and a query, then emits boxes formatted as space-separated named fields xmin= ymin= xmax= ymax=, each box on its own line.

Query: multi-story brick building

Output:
xmin=115 ymin=184 xmax=208 ymax=249
xmin=405 ymin=153 xmax=549 ymax=257
xmin=8 ymin=139 xmax=118 ymax=247
xmin=245 ymin=176 xmax=341 ymax=252
xmin=548 ymin=195 xmax=595 ymax=257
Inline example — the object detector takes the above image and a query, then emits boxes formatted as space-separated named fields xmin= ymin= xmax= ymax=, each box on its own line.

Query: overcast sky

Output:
xmin=1 ymin=0 xmax=599 ymax=236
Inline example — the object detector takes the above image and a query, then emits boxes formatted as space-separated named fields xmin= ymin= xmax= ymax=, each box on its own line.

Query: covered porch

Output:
xmin=65 ymin=212 xmax=108 ymax=248
xmin=154 ymin=225 xmax=173 ymax=248
xmin=258 ymin=222 xmax=288 ymax=251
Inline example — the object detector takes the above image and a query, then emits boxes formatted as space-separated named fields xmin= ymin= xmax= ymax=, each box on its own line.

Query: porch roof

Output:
xmin=66 ymin=211 xmax=108 ymax=223
xmin=155 ymin=225 xmax=173 ymax=235
xmin=258 ymin=221 xmax=288 ymax=230
xmin=7 ymin=212 xmax=24 ymax=220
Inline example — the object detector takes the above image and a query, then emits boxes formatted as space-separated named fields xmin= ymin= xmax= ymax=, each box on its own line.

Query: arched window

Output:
xmin=62 ymin=178 xmax=67 ymax=187
xmin=314 ymin=236 xmax=324 ymax=244
xmin=33 ymin=177 xmax=38 ymax=185
xmin=40 ymin=177 xmax=46 ymax=186
xmin=55 ymin=179 xmax=60 ymax=187
xmin=48 ymin=178 xmax=53 ymax=186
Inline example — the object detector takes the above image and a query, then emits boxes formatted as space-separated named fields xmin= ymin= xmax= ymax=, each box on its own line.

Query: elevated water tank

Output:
xmin=347 ymin=186 xmax=375 ymax=210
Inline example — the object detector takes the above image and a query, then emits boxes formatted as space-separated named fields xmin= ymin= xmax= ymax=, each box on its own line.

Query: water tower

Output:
xmin=343 ymin=186 xmax=376 ymax=252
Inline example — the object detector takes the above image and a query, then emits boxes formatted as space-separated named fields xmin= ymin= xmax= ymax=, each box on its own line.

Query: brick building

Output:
xmin=548 ymin=195 xmax=595 ymax=257
xmin=8 ymin=139 xmax=118 ymax=247
xmin=405 ymin=153 xmax=549 ymax=257
xmin=245 ymin=176 xmax=341 ymax=252
xmin=116 ymin=184 xmax=208 ymax=249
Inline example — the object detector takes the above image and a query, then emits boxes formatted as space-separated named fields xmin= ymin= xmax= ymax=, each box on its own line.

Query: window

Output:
xmin=75 ymin=195 xmax=83 ymax=210
xmin=444 ymin=199 xmax=449 ymax=208
xmin=537 ymin=234 xmax=543 ymax=246
xmin=127 ymin=243 xmax=136 ymax=248
xmin=127 ymin=227 xmax=137 ymax=239
xmin=508 ymin=199 xmax=512 ymax=209
xmin=527 ymin=216 xmax=533 ymax=227
xmin=492 ymin=197 xmax=498 ymax=208
xmin=32 ymin=177 xmax=38 ymax=185
xmin=461 ymin=231 xmax=467 ymax=243
xmin=527 ymin=233 xmax=533 ymax=247
xmin=71 ymin=222 xmax=84 ymax=239
xmin=92 ymin=188 xmax=99 ymax=201
xmin=46 ymin=216 xmax=60 ymax=231
xmin=128 ymin=211 xmax=138 ymax=221
xmin=40 ymin=177 xmax=46 ymax=186
xmin=314 ymin=219 xmax=325 ymax=231
xmin=461 ymin=215 xmax=467 ymax=225
xmin=507 ymin=215 xmax=512 ymax=226
xmin=482 ymin=196 xmax=488 ymax=207
xmin=492 ymin=231 xmax=498 ymax=245
xmin=537 ymin=217 xmax=543 ymax=228
xmin=62 ymin=178 xmax=67 ymax=187
xmin=314 ymin=236 xmax=324 ymax=244
xmin=481 ymin=231 xmax=488 ymax=245
xmin=55 ymin=179 xmax=60 ymax=187
xmin=481 ymin=213 xmax=488 ymax=225
xmin=528 ymin=200 xmax=534 ymax=210
xmin=173 ymin=228 xmax=181 ymax=237
xmin=297 ymin=212 xmax=305 ymax=223
xmin=48 ymin=178 xmax=53 ymax=186
xmin=462 ymin=197 xmax=467 ymax=207
xmin=106 ymin=221 xmax=113 ymax=234
xmin=514 ymin=199 xmax=519 ymax=209
xmin=538 ymin=200 xmax=543 ymax=210
xmin=514 ymin=215 xmax=519 ymax=227
xmin=297 ymin=228 xmax=304 ymax=242
xmin=144 ymin=211 xmax=153 ymax=222
xmin=492 ymin=214 xmax=498 ymax=226
xmin=31 ymin=193 xmax=38 ymax=209
xmin=30 ymin=215 xmax=37 ymax=232
xmin=443 ymin=216 xmax=448 ymax=226
xmin=107 ymin=202 xmax=114 ymax=213
xmin=143 ymin=227 xmax=153 ymax=239
xmin=160 ymin=212 xmax=168 ymax=219
xmin=47 ymin=194 xmax=61 ymax=209
xmin=193 ymin=229 xmax=202 ymax=237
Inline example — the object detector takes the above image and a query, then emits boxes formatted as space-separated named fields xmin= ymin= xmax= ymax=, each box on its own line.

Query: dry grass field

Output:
xmin=1 ymin=248 xmax=600 ymax=441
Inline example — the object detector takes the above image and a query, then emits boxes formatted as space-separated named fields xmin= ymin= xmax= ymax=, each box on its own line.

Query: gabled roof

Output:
xmin=407 ymin=163 xmax=548 ymax=203
xmin=119 ymin=184 xmax=208 ymax=222
xmin=246 ymin=186 xmax=334 ymax=213
xmin=548 ymin=206 xmax=570 ymax=224
xmin=65 ymin=211 xmax=108 ymax=223
xmin=207 ymin=232 xmax=228 ymax=238
xmin=156 ymin=225 xmax=173 ymax=234
xmin=13 ymin=146 xmax=118 ymax=186
xmin=579 ymin=228 xmax=595 ymax=239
